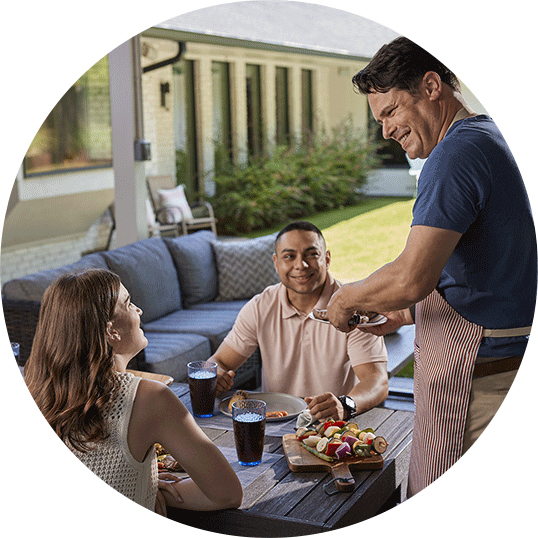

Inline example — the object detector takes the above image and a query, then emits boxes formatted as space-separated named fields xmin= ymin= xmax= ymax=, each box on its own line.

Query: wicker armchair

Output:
xmin=2 ymin=298 xmax=41 ymax=365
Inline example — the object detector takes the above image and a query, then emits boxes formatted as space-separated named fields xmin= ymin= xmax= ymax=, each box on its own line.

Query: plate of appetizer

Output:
xmin=308 ymin=310 xmax=387 ymax=327
xmin=220 ymin=390 xmax=307 ymax=421
xmin=282 ymin=419 xmax=387 ymax=491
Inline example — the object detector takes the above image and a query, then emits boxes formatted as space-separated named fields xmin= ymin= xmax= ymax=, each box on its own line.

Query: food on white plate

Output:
xmin=228 ymin=391 xmax=289 ymax=418
xmin=267 ymin=410 xmax=288 ymax=418
xmin=311 ymin=310 xmax=375 ymax=325
xmin=155 ymin=443 xmax=184 ymax=472
xmin=295 ymin=419 xmax=388 ymax=463
xmin=228 ymin=389 xmax=250 ymax=413
xmin=311 ymin=310 xmax=329 ymax=321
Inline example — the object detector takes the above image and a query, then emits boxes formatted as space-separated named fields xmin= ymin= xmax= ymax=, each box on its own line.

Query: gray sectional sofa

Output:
xmin=2 ymin=230 xmax=280 ymax=387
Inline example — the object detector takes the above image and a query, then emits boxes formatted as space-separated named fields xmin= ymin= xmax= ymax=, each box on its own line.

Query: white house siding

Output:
xmin=141 ymin=38 xmax=177 ymax=179
xmin=140 ymin=36 xmax=373 ymax=194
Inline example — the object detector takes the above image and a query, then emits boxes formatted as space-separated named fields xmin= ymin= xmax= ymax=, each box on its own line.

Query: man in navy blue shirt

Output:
xmin=324 ymin=37 xmax=536 ymax=496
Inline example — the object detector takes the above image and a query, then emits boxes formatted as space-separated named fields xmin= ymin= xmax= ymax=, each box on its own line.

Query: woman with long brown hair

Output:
xmin=25 ymin=268 xmax=242 ymax=514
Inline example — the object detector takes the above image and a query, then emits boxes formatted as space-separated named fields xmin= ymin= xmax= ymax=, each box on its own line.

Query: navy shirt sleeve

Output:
xmin=412 ymin=135 xmax=491 ymax=234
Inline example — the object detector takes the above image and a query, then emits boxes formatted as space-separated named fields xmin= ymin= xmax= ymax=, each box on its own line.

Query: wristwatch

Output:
xmin=338 ymin=395 xmax=357 ymax=420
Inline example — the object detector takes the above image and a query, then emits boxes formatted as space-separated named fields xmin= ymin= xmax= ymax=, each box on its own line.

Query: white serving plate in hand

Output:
xmin=307 ymin=311 xmax=387 ymax=327
xmin=220 ymin=392 xmax=307 ymax=422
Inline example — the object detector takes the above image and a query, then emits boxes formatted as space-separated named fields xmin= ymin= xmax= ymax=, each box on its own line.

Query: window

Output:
xmin=24 ymin=56 xmax=112 ymax=176
xmin=246 ymin=64 xmax=263 ymax=160
xmin=212 ymin=61 xmax=232 ymax=172
xmin=275 ymin=66 xmax=290 ymax=147
xmin=301 ymin=69 xmax=314 ymax=144
xmin=173 ymin=60 xmax=199 ymax=197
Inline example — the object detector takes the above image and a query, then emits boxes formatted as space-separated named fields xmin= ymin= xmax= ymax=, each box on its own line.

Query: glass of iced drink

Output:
xmin=187 ymin=360 xmax=218 ymax=417
xmin=232 ymin=399 xmax=266 ymax=466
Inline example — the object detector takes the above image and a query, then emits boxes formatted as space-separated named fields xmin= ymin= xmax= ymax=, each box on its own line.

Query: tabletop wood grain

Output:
xmin=167 ymin=383 xmax=413 ymax=536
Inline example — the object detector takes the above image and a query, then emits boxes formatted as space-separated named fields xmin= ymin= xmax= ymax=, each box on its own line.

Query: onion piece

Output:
xmin=335 ymin=442 xmax=352 ymax=459
xmin=344 ymin=435 xmax=359 ymax=448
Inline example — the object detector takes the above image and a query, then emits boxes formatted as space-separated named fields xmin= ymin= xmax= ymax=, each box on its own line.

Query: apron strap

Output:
xmin=483 ymin=326 xmax=531 ymax=337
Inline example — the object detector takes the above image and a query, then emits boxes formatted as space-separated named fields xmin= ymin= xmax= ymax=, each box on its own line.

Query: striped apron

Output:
xmin=408 ymin=289 xmax=483 ymax=497
xmin=407 ymin=108 xmax=531 ymax=496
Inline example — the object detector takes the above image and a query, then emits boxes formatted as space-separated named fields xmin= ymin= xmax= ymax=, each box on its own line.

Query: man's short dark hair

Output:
xmin=275 ymin=221 xmax=325 ymax=246
xmin=352 ymin=36 xmax=460 ymax=95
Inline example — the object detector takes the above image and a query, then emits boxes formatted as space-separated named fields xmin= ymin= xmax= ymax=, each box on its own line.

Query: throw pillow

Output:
xmin=212 ymin=234 xmax=280 ymax=301
xmin=158 ymin=184 xmax=193 ymax=224
xmin=164 ymin=231 xmax=218 ymax=306
xmin=101 ymin=238 xmax=181 ymax=323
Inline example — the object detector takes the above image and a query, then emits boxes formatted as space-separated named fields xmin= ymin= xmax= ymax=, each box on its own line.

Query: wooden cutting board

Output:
xmin=282 ymin=433 xmax=383 ymax=492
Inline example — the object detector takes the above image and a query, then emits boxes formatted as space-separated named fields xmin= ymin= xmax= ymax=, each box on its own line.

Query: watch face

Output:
xmin=343 ymin=396 xmax=356 ymax=413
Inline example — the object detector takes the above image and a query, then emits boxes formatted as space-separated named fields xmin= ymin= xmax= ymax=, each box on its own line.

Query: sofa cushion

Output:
xmin=211 ymin=234 xmax=279 ymax=301
xmin=101 ymin=238 xmax=181 ymax=324
xmin=143 ymin=308 xmax=239 ymax=353
xmin=186 ymin=299 xmax=248 ymax=312
xmin=1 ymin=252 xmax=108 ymax=301
xmin=164 ymin=231 xmax=218 ymax=306
xmin=142 ymin=332 xmax=211 ymax=382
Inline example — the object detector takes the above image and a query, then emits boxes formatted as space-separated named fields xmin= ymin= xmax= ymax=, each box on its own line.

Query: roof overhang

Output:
xmin=143 ymin=26 xmax=371 ymax=63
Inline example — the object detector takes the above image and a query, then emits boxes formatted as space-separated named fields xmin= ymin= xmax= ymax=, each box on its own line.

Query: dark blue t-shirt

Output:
xmin=412 ymin=115 xmax=536 ymax=357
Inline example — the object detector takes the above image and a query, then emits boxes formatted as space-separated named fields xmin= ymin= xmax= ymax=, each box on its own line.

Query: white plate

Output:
xmin=220 ymin=392 xmax=307 ymax=422
xmin=307 ymin=311 xmax=388 ymax=327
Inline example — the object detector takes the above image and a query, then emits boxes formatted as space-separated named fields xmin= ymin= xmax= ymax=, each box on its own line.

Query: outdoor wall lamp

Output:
xmin=160 ymin=82 xmax=170 ymax=108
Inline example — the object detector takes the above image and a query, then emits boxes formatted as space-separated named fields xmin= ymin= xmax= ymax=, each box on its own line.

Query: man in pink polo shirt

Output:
xmin=210 ymin=221 xmax=388 ymax=422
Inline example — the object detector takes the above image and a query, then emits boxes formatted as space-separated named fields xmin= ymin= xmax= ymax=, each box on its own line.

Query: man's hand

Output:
xmin=304 ymin=392 xmax=345 ymax=421
xmin=359 ymin=309 xmax=414 ymax=336
xmin=325 ymin=286 xmax=356 ymax=333
xmin=216 ymin=366 xmax=235 ymax=396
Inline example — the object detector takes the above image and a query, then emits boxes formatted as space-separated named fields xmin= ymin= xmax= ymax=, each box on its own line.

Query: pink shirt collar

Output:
xmin=278 ymin=273 xmax=336 ymax=319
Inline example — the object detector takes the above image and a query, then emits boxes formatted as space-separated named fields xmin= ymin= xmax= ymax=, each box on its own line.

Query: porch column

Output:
xmin=230 ymin=60 xmax=248 ymax=166
xmin=289 ymin=65 xmax=302 ymax=147
xmin=196 ymin=57 xmax=215 ymax=197
xmin=262 ymin=63 xmax=276 ymax=154
xmin=108 ymin=35 xmax=148 ymax=247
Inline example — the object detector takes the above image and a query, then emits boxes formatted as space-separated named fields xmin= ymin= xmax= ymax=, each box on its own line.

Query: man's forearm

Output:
xmin=336 ymin=261 xmax=420 ymax=315
xmin=349 ymin=372 xmax=389 ymax=415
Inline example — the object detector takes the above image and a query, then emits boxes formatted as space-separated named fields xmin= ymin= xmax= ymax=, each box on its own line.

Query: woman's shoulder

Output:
xmin=135 ymin=377 xmax=172 ymax=401
xmin=134 ymin=379 xmax=186 ymax=417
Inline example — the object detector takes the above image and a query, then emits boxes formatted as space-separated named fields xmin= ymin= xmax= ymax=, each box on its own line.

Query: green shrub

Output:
xmin=208 ymin=119 xmax=382 ymax=234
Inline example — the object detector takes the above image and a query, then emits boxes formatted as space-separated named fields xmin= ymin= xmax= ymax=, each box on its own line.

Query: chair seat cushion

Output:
xmin=142 ymin=332 xmax=211 ymax=382
xmin=186 ymin=300 xmax=248 ymax=313
xmin=143 ymin=308 xmax=239 ymax=352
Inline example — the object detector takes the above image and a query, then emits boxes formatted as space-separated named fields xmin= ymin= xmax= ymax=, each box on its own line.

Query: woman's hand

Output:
xmin=155 ymin=473 xmax=184 ymax=515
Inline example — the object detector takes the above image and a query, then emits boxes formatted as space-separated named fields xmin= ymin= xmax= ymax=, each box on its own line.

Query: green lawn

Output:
xmin=323 ymin=198 xmax=413 ymax=283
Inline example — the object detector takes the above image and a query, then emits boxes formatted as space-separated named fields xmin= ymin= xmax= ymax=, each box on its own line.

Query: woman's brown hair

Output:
xmin=25 ymin=269 xmax=122 ymax=452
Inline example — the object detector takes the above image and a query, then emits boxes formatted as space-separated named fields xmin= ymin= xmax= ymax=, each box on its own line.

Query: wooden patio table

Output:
xmin=166 ymin=383 xmax=413 ymax=536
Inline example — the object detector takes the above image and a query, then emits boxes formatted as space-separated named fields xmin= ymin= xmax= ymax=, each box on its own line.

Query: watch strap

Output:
xmin=338 ymin=395 xmax=357 ymax=420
